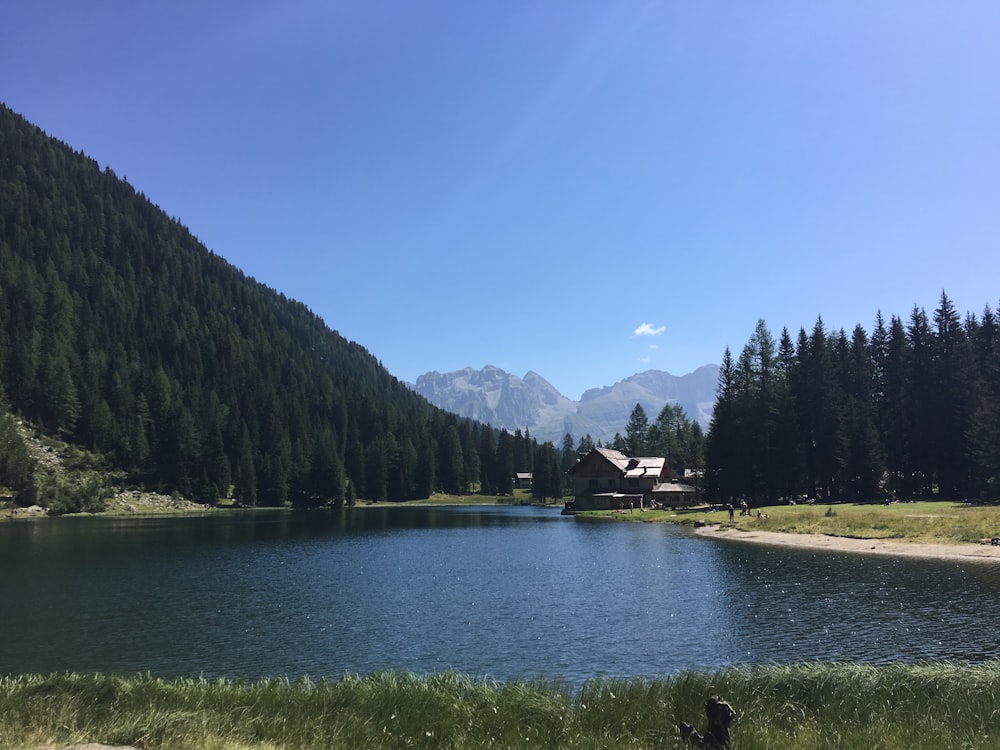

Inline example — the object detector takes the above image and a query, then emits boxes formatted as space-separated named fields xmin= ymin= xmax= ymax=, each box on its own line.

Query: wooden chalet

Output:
xmin=566 ymin=447 xmax=671 ymax=511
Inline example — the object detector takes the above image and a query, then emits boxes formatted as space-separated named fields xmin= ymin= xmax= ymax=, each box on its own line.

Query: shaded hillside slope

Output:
xmin=0 ymin=103 xmax=469 ymax=506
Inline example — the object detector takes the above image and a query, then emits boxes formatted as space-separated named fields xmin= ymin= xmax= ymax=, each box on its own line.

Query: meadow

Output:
xmin=4 ymin=663 xmax=1000 ymax=749
xmin=589 ymin=500 xmax=1000 ymax=546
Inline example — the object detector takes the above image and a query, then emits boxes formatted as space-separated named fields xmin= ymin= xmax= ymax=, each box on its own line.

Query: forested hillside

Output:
xmin=705 ymin=301 xmax=1000 ymax=503
xmin=0 ymin=104 xmax=557 ymax=509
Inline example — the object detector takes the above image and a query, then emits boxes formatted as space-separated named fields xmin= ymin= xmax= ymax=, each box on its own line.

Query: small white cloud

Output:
xmin=633 ymin=323 xmax=665 ymax=337
xmin=648 ymin=344 xmax=659 ymax=350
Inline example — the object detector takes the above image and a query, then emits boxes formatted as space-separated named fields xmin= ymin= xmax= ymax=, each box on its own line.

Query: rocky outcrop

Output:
xmin=411 ymin=365 xmax=719 ymax=443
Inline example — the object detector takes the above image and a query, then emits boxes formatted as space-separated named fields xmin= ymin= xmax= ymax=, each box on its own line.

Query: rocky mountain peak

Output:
xmin=412 ymin=365 xmax=719 ymax=444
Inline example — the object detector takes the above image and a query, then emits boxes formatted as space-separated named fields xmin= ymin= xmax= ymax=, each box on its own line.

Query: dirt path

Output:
xmin=694 ymin=524 xmax=1000 ymax=562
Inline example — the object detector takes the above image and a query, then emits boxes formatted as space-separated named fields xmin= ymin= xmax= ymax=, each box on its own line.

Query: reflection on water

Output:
xmin=1 ymin=507 xmax=998 ymax=685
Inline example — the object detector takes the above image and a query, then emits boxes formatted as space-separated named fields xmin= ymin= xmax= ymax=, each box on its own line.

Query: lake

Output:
xmin=2 ymin=505 xmax=999 ymax=686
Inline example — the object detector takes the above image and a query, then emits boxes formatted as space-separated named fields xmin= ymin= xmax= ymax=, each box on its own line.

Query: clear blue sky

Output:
xmin=4 ymin=2 xmax=999 ymax=400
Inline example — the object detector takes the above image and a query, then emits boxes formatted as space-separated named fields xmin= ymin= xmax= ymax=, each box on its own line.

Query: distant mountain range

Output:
xmin=410 ymin=365 xmax=719 ymax=444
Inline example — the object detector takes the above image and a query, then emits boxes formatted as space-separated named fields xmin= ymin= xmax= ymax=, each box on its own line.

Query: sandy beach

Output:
xmin=694 ymin=524 xmax=1000 ymax=563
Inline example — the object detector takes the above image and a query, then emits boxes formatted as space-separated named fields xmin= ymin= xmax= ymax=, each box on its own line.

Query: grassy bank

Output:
xmin=3 ymin=663 xmax=999 ymax=749
xmin=581 ymin=500 xmax=1000 ymax=546
xmin=385 ymin=489 xmax=544 ymax=506
xmin=1 ymin=488 xmax=550 ymax=521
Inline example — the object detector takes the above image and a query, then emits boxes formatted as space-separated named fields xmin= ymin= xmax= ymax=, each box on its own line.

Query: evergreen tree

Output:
xmin=967 ymin=305 xmax=1000 ymax=497
xmin=624 ymin=403 xmax=649 ymax=456
xmin=905 ymin=306 xmax=935 ymax=496
xmin=840 ymin=325 xmax=884 ymax=499
xmin=458 ymin=422 xmax=480 ymax=493
xmin=495 ymin=429 xmax=515 ymax=495
xmin=932 ymin=291 xmax=975 ymax=496
xmin=477 ymin=428 xmax=496 ymax=495
xmin=705 ymin=348 xmax=738 ymax=500
xmin=437 ymin=424 xmax=464 ymax=495
xmin=531 ymin=442 xmax=563 ymax=502
xmin=365 ymin=440 xmax=388 ymax=501
xmin=560 ymin=433 xmax=577 ymax=472
xmin=772 ymin=327 xmax=802 ymax=500
xmin=880 ymin=315 xmax=910 ymax=497
xmin=232 ymin=422 xmax=258 ymax=507
xmin=0 ymin=398 xmax=36 ymax=504
xmin=415 ymin=435 xmax=436 ymax=499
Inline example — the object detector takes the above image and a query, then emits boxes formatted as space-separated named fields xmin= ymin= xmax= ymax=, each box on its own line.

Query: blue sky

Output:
xmin=4 ymin=2 xmax=999 ymax=400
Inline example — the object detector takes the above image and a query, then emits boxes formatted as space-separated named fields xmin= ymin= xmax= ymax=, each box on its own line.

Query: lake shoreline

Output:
xmin=693 ymin=523 xmax=1000 ymax=562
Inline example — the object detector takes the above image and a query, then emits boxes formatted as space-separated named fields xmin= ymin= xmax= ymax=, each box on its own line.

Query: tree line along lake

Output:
xmin=2 ymin=505 xmax=998 ymax=686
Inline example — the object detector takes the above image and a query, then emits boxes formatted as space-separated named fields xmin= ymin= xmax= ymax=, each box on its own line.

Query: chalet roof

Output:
xmin=624 ymin=456 xmax=666 ymax=478
xmin=593 ymin=447 xmax=630 ymax=470
xmin=652 ymin=482 xmax=698 ymax=493
xmin=569 ymin=447 xmax=668 ymax=476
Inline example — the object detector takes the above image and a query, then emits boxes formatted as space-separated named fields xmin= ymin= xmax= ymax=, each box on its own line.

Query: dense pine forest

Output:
xmin=705 ymin=301 xmax=1000 ymax=504
xmin=0 ymin=104 xmax=567 ymax=511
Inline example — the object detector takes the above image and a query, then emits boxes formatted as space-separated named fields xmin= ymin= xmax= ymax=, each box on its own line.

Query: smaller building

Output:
xmin=514 ymin=472 xmax=533 ymax=490
xmin=651 ymin=481 xmax=700 ymax=509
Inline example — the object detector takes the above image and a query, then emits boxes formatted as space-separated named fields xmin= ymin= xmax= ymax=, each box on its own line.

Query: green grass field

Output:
xmin=3 ymin=663 xmax=999 ymax=749
xmin=582 ymin=500 xmax=1000 ymax=546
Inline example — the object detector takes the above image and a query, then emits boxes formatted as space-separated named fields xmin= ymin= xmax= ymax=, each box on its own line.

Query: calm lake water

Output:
xmin=2 ymin=506 xmax=999 ymax=685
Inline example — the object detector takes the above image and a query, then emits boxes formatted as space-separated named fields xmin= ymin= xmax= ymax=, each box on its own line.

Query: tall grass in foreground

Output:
xmin=3 ymin=663 xmax=999 ymax=749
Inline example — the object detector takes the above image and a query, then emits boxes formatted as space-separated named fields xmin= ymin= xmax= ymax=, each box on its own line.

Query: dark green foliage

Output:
xmin=647 ymin=403 xmax=704 ymax=477
xmin=0 ymin=397 xmax=36 ymax=504
xmin=436 ymin=424 xmax=464 ymax=495
xmin=707 ymin=296 xmax=1000 ymax=502
xmin=530 ymin=441 xmax=563 ymax=502
xmin=0 ymin=103 xmax=546 ymax=506
xmin=624 ymin=403 xmax=649 ymax=456
xmin=560 ymin=433 xmax=576 ymax=472
xmin=495 ymin=430 xmax=515 ymax=495
xmin=43 ymin=474 xmax=110 ymax=516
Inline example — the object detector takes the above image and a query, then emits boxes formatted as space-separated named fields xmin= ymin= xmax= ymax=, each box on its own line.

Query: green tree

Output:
xmin=772 ymin=327 xmax=802 ymax=500
xmin=365 ymin=439 xmax=388 ymax=501
xmin=839 ymin=325 xmax=884 ymax=499
xmin=495 ymin=429 xmax=515 ymax=495
xmin=560 ymin=433 xmax=577 ymax=472
xmin=436 ymin=424 xmax=463 ymax=495
xmin=624 ymin=403 xmax=649 ymax=456
xmin=905 ymin=306 xmax=935 ymax=496
xmin=932 ymin=291 xmax=976 ymax=496
xmin=531 ymin=442 xmax=563 ymax=502
xmin=0 ymin=400 xmax=36 ymax=504
xmin=705 ymin=348 xmax=738 ymax=500
xmin=232 ymin=422 xmax=257 ymax=507
xmin=477 ymin=428 xmax=496 ymax=494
